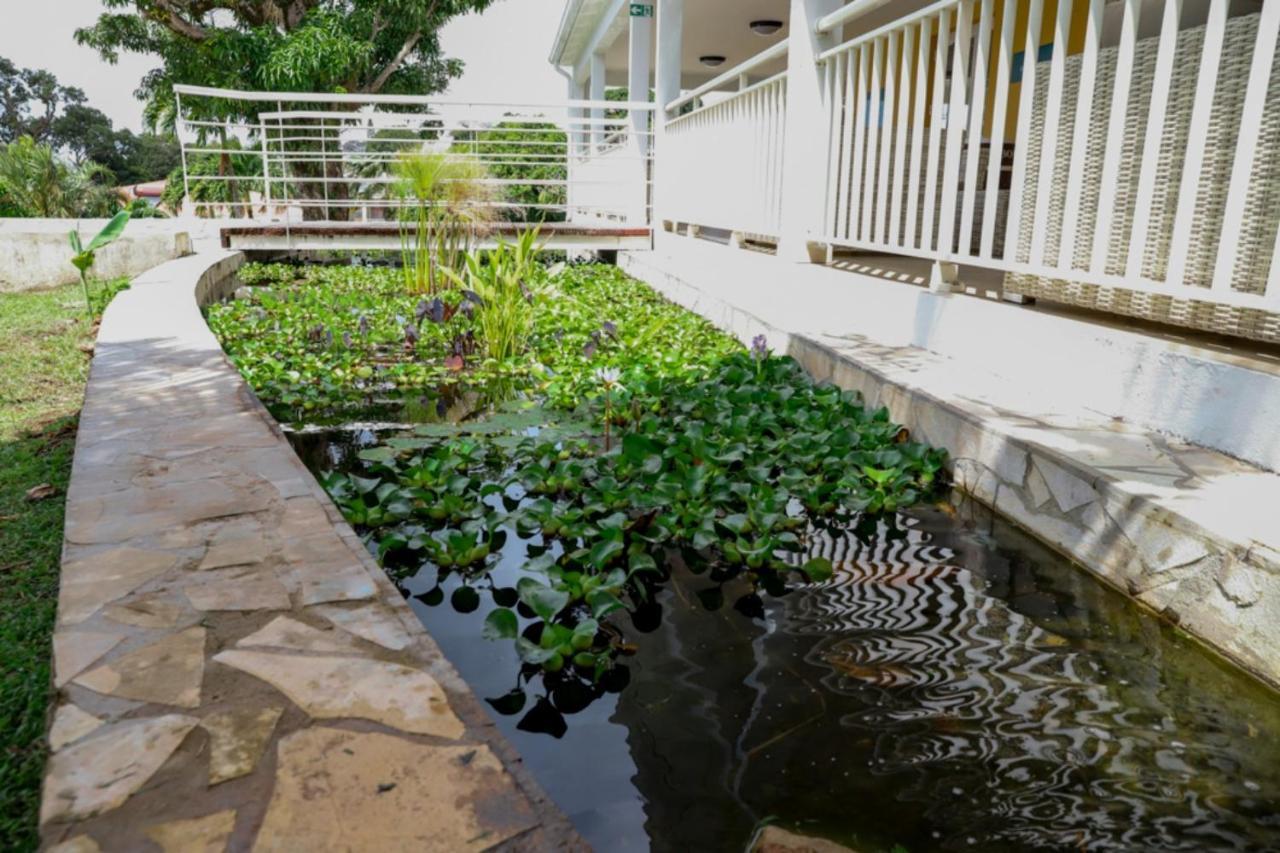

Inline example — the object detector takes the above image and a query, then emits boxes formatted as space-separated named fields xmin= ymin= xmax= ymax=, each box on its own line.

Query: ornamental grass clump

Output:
xmin=393 ymin=151 xmax=497 ymax=295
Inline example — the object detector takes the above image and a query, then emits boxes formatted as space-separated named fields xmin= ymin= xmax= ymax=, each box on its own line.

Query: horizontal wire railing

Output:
xmin=173 ymin=84 xmax=654 ymax=225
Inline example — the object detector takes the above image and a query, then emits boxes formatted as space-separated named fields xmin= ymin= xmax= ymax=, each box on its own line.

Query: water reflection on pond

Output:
xmin=287 ymin=426 xmax=1280 ymax=852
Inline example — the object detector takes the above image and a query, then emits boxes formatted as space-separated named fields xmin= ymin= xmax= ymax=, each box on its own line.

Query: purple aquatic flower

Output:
xmin=750 ymin=334 xmax=769 ymax=360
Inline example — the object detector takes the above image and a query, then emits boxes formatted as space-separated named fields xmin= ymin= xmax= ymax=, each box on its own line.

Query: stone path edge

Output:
xmin=42 ymin=250 xmax=585 ymax=851
xmin=620 ymin=250 xmax=1280 ymax=692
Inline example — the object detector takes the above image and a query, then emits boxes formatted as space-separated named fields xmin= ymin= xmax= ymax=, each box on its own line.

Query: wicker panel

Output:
xmin=1005 ymin=12 xmax=1280 ymax=344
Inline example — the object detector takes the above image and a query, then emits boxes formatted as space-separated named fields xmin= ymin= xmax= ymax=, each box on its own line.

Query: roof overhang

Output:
xmin=549 ymin=0 xmax=630 ymax=75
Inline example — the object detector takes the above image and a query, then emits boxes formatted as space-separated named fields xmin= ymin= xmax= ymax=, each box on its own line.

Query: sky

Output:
xmin=0 ymin=0 xmax=567 ymax=132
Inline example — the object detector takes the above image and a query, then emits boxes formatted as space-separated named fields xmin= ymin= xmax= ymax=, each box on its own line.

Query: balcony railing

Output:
xmin=172 ymin=84 xmax=653 ymax=227
xmin=657 ymin=0 xmax=1280 ymax=345
xmin=664 ymin=71 xmax=789 ymax=239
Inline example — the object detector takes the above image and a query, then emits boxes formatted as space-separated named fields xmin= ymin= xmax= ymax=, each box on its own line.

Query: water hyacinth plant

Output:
xmin=212 ymin=259 xmax=950 ymax=725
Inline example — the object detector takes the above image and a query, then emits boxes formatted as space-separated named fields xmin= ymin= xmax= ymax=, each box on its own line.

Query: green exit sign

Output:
xmin=629 ymin=3 xmax=653 ymax=17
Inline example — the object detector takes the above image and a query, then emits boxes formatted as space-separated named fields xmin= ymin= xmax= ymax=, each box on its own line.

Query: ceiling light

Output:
xmin=699 ymin=55 xmax=726 ymax=67
xmin=750 ymin=20 xmax=784 ymax=36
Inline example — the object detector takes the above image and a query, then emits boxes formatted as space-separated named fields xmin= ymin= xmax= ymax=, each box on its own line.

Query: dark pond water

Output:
xmin=288 ymin=426 xmax=1280 ymax=853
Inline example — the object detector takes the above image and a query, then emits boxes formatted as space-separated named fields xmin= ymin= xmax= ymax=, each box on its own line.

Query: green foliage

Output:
xmin=0 ymin=136 xmax=116 ymax=218
xmin=450 ymin=122 xmax=567 ymax=223
xmin=443 ymin=228 xmax=542 ymax=360
xmin=75 ymin=0 xmax=497 ymax=131
xmin=213 ymin=262 xmax=948 ymax=684
xmin=1 ymin=56 xmax=180 ymax=186
xmin=0 ymin=279 xmax=129 ymax=849
xmin=323 ymin=352 xmax=947 ymax=677
xmin=69 ymin=210 xmax=131 ymax=318
xmin=207 ymin=262 xmax=738 ymax=422
xmin=393 ymin=151 xmax=495 ymax=294
xmin=160 ymin=138 xmax=261 ymax=217
xmin=0 ymin=56 xmax=86 ymax=145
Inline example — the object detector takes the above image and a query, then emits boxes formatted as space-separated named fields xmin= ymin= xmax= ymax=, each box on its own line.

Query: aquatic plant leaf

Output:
xmin=587 ymin=589 xmax=624 ymax=620
xmin=483 ymin=607 xmax=519 ymax=640
xmin=485 ymin=688 xmax=527 ymax=716
xmin=516 ymin=697 xmax=567 ymax=739
xmin=517 ymin=578 xmax=569 ymax=622
xmin=801 ymin=557 xmax=834 ymax=583
xmin=451 ymin=585 xmax=480 ymax=613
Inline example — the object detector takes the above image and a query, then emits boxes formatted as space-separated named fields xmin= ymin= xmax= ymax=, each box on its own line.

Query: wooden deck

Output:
xmin=219 ymin=221 xmax=652 ymax=252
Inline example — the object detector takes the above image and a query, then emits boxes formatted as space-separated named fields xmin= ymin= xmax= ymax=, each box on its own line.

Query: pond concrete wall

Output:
xmin=0 ymin=219 xmax=192 ymax=293
xmin=622 ymin=234 xmax=1280 ymax=692
xmin=42 ymin=250 xmax=582 ymax=850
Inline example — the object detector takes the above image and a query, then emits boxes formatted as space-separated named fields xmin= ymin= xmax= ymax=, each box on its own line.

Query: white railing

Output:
xmin=816 ymin=0 xmax=1280 ymax=318
xmin=172 ymin=84 xmax=653 ymax=226
xmin=663 ymin=71 xmax=789 ymax=239
xmin=572 ymin=140 xmax=648 ymax=223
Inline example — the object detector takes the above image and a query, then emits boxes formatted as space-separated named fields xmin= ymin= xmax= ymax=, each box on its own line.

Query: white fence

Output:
xmin=813 ymin=0 xmax=1280 ymax=338
xmin=650 ymin=0 xmax=1280 ymax=343
xmin=172 ymin=84 xmax=653 ymax=227
xmin=663 ymin=72 xmax=789 ymax=239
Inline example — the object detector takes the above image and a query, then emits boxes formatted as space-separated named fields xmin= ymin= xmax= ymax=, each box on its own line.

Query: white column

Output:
xmin=654 ymin=0 xmax=684 ymax=228
xmin=656 ymin=0 xmax=683 ymax=119
xmin=590 ymin=52 xmax=607 ymax=152
xmin=628 ymin=11 xmax=654 ymax=224
xmin=777 ymin=0 xmax=843 ymax=263
xmin=629 ymin=12 xmax=653 ymax=155
xmin=566 ymin=75 xmax=586 ymax=220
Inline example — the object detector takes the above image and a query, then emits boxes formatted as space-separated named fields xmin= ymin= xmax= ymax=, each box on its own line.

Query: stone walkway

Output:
xmin=43 ymin=252 xmax=581 ymax=851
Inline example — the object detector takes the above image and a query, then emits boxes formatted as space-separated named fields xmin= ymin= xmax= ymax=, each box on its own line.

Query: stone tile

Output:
xmin=212 ymin=650 xmax=464 ymax=739
xmin=1025 ymin=462 xmax=1052 ymax=510
xmin=47 ymin=836 xmax=100 ymax=853
xmin=311 ymin=603 xmax=415 ymax=651
xmin=238 ymin=616 xmax=359 ymax=654
xmin=41 ymin=715 xmax=198 ymax=824
xmin=103 ymin=592 xmax=184 ymax=629
xmin=48 ymin=704 xmax=105 ymax=752
xmin=65 ymin=478 xmax=274 ymax=545
xmin=199 ymin=518 xmax=272 ymax=570
xmin=253 ymin=728 xmax=537 ymax=852
xmin=146 ymin=810 xmax=236 ymax=852
xmin=58 ymin=547 xmax=179 ymax=625
xmin=53 ymin=630 xmax=125 ymax=688
xmin=201 ymin=706 xmax=283 ymax=785
xmin=186 ymin=567 xmax=291 ymax=612
xmin=275 ymin=535 xmax=378 ymax=606
xmin=1033 ymin=457 xmax=1098 ymax=514
xmin=75 ymin=627 xmax=206 ymax=709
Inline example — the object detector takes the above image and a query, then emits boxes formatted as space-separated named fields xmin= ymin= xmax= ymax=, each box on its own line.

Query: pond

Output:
xmin=217 ymin=260 xmax=1280 ymax=852
xmin=285 ymin=400 xmax=1280 ymax=853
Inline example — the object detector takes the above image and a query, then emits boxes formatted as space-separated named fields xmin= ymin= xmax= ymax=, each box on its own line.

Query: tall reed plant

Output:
xmin=393 ymin=151 xmax=496 ymax=294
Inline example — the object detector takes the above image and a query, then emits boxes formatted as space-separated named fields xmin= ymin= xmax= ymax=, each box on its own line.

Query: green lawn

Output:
xmin=0 ymin=281 xmax=119 ymax=850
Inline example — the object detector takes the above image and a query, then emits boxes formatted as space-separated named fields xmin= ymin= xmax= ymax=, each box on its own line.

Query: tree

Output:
xmin=52 ymin=105 xmax=180 ymax=183
xmin=0 ymin=57 xmax=87 ymax=144
xmin=450 ymin=122 xmax=567 ymax=223
xmin=77 ymin=1 xmax=496 ymax=220
xmin=1 ymin=56 xmax=181 ymax=184
xmin=76 ymin=0 xmax=498 ymax=128
xmin=0 ymin=136 xmax=117 ymax=217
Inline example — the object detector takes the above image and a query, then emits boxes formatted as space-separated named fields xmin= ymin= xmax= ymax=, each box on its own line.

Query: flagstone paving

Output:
xmin=40 ymin=252 xmax=581 ymax=851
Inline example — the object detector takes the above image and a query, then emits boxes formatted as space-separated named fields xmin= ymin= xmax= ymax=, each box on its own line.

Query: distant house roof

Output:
xmin=132 ymin=181 xmax=166 ymax=198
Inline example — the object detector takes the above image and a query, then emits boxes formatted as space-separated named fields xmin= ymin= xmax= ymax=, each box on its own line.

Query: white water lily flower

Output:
xmin=594 ymin=367 xmax=622 ymax=386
